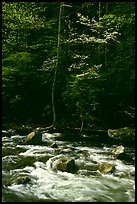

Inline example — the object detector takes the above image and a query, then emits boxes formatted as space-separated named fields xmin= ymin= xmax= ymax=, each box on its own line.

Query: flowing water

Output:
xmin=2 ymin=130 xmax=135 ymax=202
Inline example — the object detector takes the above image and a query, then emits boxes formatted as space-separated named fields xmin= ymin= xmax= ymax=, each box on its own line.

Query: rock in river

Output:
xmin=53 ymin=156 xmax=78 ymax=173
xmin=111 ymin=145 xmax=124 ymax=156
xmin=11 ymin=176 xmax=31 ymax=185
xmin=25 ymin=128 xmax=42 ymax=145
xmin=99 ymin=162 xmax=115 ymax=174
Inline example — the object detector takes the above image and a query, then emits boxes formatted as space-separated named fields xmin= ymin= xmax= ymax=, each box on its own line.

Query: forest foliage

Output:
xmin=2 ymin=2 xmax=135 ymax=130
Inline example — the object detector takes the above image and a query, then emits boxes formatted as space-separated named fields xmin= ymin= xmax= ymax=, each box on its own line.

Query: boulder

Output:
xmin=12 ymin=176 xmax=31 ymax=185
xmin=99 ymin=162 xmax=115 ymax=174
xmin=111 ymin=145 xmax=124 ymax=156
xmin=79 ymin=162 xmax=115 ymax=174
xmin=54 ymin=156 xmax=78 ymax=173
xmin=25 ymin=128 xmax=42 ymax=145
xmin=111 ymin=145 xmax=134 ymax=164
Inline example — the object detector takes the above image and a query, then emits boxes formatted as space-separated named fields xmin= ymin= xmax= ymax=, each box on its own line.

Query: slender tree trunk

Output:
xmin=80 ymin=116 xmax=84 ymax=133
xmin=105 ymin=2 xmax=108 ymax=69
xmin=98 ymin=2 xmax=101 ymax=64
xmin=51 ymin=2 xmax=63 ymax=127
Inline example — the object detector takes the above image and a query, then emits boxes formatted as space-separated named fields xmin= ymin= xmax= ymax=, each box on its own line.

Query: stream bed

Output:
xmin=2 ymin=130 xmax=135 ymax=202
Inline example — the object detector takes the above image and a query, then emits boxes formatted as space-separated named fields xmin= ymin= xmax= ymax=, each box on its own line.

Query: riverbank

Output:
xmin=2 ymin=122 xmax=135 ymax=147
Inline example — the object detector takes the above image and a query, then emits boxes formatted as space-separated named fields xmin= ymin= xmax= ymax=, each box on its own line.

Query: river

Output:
xmin=2 ymin=130 xmax=135 ymax=202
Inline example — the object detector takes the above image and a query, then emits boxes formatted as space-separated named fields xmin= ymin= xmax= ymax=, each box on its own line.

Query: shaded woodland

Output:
xmin=2 ymin=2 xmax=135 ymax=130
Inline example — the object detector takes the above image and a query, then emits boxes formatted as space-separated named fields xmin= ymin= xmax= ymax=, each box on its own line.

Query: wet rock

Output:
xmin=50 ymin=143 xmax=58 ymax=148
xmin=81 ymin=162 xmax=115 ymax=174
xmin=54 ymin=156 xmax=78 ymax=173
xmin=12 ymin=176 xmax=31 ymax=185
xmin=111 ymin=145 xmax=124 ymax=156
xmin=111 ymin=145 xmax=134 ymax=164
xmin=99 ymin=162 xmax=115 ymax=174
xmin=25 ymin=128 xmax=42 ymax=145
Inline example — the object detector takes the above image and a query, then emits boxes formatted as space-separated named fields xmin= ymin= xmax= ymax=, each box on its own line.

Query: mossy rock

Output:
xmin=80 ymin=162 xmax=115 ymax=174
xmin=25 ymin=128 xmax=42 ymax=145
xmin=12 ymin=176 xmax=31 ymax=185
xmin=54 ymin=156 xmax=78 ymax=173
xmin=99 ymin=162 xmax=115 ymax=174
xmin=111 ymin=145 xmax=125 ymax=155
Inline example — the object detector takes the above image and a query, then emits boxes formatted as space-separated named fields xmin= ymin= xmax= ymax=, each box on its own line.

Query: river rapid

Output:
xmin=2 ymin=130 xmax=135 ymax=202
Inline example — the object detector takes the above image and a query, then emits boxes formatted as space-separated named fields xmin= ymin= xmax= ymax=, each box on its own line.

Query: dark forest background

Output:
xmin=2 ymin=2 xmax=135 ymax=130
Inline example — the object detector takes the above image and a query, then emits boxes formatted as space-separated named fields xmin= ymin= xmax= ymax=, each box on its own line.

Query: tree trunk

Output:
xmin=105 ymin=2 xmax=108 ymax=69
xmin=98 ymin=2 xmax=101 ymax=64
xmin=51 ymin=2 xmax=63 ymax=127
